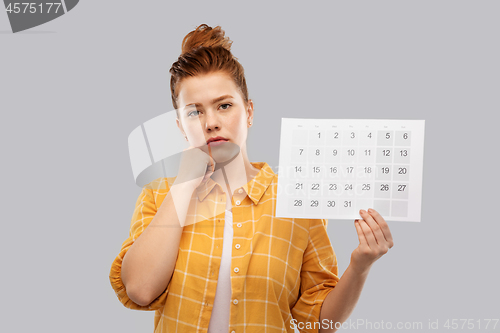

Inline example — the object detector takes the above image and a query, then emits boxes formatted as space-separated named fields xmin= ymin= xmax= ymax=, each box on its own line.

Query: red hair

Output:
xmin=169 ymin=24 xmax=249 ymax=112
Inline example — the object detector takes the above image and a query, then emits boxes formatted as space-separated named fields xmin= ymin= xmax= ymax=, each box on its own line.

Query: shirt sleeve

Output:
xmin=109 ymin=182 xmax=170 ymax=311
xmin=291 ymin=218 xmax=339 ymax=332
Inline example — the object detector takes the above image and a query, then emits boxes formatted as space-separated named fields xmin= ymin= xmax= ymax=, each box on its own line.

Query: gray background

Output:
xmin=1 ymin=1 xmax=499 ymax=332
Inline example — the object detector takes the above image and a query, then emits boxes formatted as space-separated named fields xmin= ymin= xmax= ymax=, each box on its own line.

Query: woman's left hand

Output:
xmin=350 ymin=208 xmax=394 ymax=275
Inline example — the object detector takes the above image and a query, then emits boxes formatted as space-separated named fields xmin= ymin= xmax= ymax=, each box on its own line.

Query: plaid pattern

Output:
xmin=110 ymin=162 xmax=339 ymax=332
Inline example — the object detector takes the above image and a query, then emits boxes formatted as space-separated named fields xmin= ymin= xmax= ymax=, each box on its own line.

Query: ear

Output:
xmin=176 ymin=117 xmax=186 ymax=138
xmin=246 ymin=99 xmax=254 ymax=125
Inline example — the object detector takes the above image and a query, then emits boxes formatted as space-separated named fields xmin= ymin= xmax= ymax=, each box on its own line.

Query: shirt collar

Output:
xmin=195 ymin=162 xmax=276 ymax=205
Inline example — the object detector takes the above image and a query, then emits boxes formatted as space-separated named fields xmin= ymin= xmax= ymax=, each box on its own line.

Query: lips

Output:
xmin=207 ymin=136 xmax=229 ymax=144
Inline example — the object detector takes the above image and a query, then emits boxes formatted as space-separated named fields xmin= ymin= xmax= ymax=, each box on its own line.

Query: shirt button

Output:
xmin=235 ymin=244 xmax=240 ymax=249
xmin=238 ymin=188 xmax=243 ymax=194
xmin=231 ymin=331 xmax=236 ymax=333
xmin=237 ymin=223 xmax=242 ymax=228
xmin=233 ymin=299 xmax=238 ymax=305
xmin=235 ymin=200 xmax=241 ymax=206
xmin=234 ymin=267 xmax=239 ymax=273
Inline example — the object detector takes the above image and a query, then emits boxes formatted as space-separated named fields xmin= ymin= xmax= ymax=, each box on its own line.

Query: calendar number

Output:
xmin=383 ymin=150 xmax=390 ymax=156
xmin=380 ymin=184 xmax=389 ymax=191
xmin=400 ymin=150 xmax=408 ymax=156
xmin=329 ymin=184 xmax=337 ymax=190
xmin=362 ymin=184 xmax=371 ymax=191
xmin=395 ymin=130 xmax=412 ymax=146
xmin=310 ymin=200 xmax=319 ymax=207
xmin=398 ymin=184 xmax=407 ymax=191
xmin=398 ymin=167 xmax=407 ymax=174
xmin=344 ymin=201 xmax=352 ymax=207
xmin=296 ymin=183 xmax=303 ymax=190
xmin=294 ymin=200 xmax=302 ymax=206
xmin=327 ymin=200 xmax=336 ymax=207
xmin=311 ymin=183 xmax=320 ymax=190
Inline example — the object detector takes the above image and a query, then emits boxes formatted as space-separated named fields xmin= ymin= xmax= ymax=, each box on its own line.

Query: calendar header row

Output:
xmin=281 ymin=118 xmax=425 ymax=131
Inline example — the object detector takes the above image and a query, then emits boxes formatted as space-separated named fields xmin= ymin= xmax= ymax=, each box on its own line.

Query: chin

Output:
xmin=210 ymin=141 xmax=241 ymax=164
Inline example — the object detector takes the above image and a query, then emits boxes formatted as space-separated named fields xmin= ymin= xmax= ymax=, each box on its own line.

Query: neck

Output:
xmin=211 ymin=149 xmax=259 ymax=196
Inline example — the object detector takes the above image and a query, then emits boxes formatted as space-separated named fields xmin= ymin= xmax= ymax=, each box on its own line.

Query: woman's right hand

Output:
xmin=172 ymin=145 xmax=215 ymax=189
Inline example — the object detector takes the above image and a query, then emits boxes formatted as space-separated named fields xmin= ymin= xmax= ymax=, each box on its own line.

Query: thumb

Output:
xmin=202 ymin=154 xmax=216 ymax=183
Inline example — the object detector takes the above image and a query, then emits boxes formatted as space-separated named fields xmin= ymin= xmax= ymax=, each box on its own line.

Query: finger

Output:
xmin=357 ymin=214 xmax=378 ymax=249
xmin=207 ymin=152 xmax=215 ymax=171
xmin=360 ymin=209 xmax=387 ymax=246
xmin=207 ymin=144 xmax=214 ymax=172
xmin=197 ymin=142 xmax=210 ymax=155
xmin=202 ymin=170 xmax=213 ymax=183
xmin=202 ymin=154 xmax=216 ymax=182
xmin=354 ymin=220 xmax=368 ymax=246
xmin=368 ymin=208 xmax=394 ymax=248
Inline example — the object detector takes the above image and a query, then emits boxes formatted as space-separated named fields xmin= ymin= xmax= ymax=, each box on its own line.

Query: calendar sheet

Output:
xmin=276 ymin=119 xmax=425 ymax=222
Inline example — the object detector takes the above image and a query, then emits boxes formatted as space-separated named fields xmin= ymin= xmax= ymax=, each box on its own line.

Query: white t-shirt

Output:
xmin=207 ymin=208 xmax=233 ymax=332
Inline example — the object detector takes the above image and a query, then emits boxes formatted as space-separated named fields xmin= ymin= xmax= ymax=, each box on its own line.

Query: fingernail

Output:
xmin=360 ymin=209 xmax=365 ymax=214
xmin=368 ymin=208 xmax=373 ymax=213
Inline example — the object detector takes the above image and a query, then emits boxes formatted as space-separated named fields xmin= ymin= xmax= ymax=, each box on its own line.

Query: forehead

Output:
xmin=177 ymin=72 xmax=241 ymax=107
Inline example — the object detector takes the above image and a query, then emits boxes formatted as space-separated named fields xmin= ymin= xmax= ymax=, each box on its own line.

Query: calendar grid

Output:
xmin=276 ymin=118 xmax=425 ymax=222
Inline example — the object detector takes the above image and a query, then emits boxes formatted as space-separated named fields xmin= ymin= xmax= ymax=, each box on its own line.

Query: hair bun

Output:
xmin=181 ymin=24 xmax=233 ymax=54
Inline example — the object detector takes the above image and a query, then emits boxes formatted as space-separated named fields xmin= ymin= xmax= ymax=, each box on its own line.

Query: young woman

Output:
xmin=110 ymin=24 xmax=394 ymax=333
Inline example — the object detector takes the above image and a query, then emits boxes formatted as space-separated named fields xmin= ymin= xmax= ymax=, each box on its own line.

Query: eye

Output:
xmin=220 ymin=103 xmax=231 ymax=110
xmin=187 ymin=110 xmax=200 ymax=117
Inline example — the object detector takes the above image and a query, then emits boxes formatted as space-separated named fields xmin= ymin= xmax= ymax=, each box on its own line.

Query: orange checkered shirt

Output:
xmin=109 ymin=162 xmax=339 ymax=332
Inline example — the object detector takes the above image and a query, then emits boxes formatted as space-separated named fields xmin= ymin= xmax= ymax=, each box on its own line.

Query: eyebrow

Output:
xmin=185 ymin=95 xmax=234 ymax=108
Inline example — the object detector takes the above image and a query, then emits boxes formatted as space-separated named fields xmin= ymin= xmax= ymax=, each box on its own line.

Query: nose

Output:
xmin=204 ymin=109 xmax=220 ymax=132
